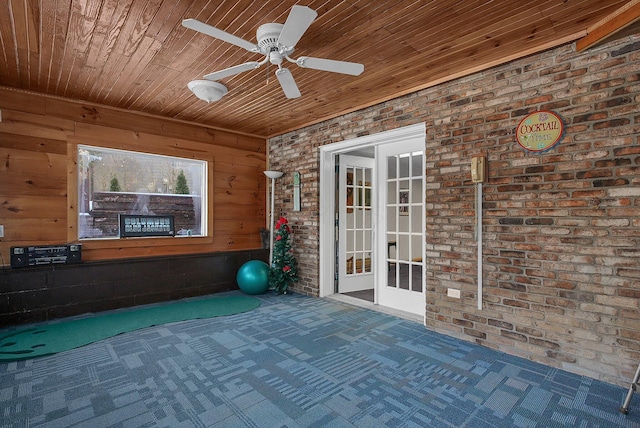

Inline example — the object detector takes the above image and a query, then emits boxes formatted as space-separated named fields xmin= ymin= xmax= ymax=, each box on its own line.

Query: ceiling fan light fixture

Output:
xmin=187 ymin=80 xmax=228 ymax=103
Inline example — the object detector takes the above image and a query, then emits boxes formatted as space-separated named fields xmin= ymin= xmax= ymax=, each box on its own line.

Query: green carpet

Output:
xmin=0 ymin=295 xmax=260 ymax=361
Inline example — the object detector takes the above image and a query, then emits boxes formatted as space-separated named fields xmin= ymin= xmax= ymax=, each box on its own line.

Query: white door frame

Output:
xmin=319 ymin=123 xmax=426 ymax=301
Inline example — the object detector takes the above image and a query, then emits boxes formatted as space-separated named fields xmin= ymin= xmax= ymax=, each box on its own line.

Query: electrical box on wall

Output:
xmin=471 ymin=156 xmax=486 ymax=183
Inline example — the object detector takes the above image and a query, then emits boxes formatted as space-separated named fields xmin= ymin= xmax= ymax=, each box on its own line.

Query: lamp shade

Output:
xmin=264 ymin=170 xmax=284 ymax=179
xmin=187 ymin=80 xmax=228 ymax=103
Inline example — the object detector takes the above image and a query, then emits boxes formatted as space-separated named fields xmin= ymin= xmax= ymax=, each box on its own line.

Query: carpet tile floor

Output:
xmin=1 ymin=291 xmax=639 ymax=427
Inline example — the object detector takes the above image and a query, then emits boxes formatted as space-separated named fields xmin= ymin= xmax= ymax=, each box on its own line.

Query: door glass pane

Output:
xmin=387 ymin=241 xmax=396 ymax=288
xmin=388 ymin=156 xmax=397 ymax=179
xmin=387 ymin=181 xmax=397 ymax=203
xmin=355 ymin=168 xmax=364 ymax=186
xmin=398 ymin=263 xmax=410 ymax=290
xmin=346 ymin=253 xmax=354 ymax=274
xmin=356 ymin=230 xmax=363 ymax=249
xmin=411 ymin=235 xmax=422 ymax=261
xmin=399 ymin=156 xmax=410 ymax=178
xmin=387 ymin=207 xmax=396 ymax=232
xmin=398 ymin=234 xmax=409 ymax=261
xmin=410 ymin=206 xmax=422 ymax=233
xmin=412 ymin=265 xmax=422 ymax=292
xmin=411 ymin=152 xmax=423 ymax=175
xmin=411 ymin=179 xmax=422 ymax=202
xmin=355 ymin=211 xmax=363 ymax=228
xmin=388 ymin=262 xmax=397 ymax=288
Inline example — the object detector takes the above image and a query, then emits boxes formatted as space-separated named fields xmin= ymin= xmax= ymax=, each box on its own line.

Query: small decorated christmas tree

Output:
xmin=109 ymin=177 xmax=121 ymax=192
xmin=269 ymin=217 xmax=298 ymax=294
xmin=175 ymin=170 xmax=190 ymax=194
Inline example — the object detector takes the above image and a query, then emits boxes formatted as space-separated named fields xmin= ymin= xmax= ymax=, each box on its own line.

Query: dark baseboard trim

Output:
xmin=0 ymin=249 xmax=268 ymax=327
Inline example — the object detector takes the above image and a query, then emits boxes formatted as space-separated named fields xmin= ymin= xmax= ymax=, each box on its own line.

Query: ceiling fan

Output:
xmin=183 ymin=5 xmax=364 ymax=100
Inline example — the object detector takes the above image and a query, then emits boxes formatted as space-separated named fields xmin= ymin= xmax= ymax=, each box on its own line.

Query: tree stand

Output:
xmin=620 ymin=363 xmax=640 ymax=414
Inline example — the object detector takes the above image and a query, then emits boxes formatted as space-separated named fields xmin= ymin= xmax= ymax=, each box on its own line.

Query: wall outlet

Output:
xmin=0 ymin=225 xmax=4 ymax=237
xmin=447 ymin=288 xmax=461 ymax=299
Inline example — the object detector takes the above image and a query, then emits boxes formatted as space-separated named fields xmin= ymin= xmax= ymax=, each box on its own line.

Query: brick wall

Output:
xmin=268 ymin=35 xmax=640 ymax=386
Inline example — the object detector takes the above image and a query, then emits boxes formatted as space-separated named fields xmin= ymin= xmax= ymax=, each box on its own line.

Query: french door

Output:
xmin=376 ymin=143 xmax=425 ymax=315
xmin=319 ymin=123 xmax=426 ymax=320
xmin=338 ymin=155 xmax=375 ymax=293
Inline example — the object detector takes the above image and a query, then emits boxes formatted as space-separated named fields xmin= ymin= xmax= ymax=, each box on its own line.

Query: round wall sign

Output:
xmin=515 ymin=110 xmax=564 ymax=153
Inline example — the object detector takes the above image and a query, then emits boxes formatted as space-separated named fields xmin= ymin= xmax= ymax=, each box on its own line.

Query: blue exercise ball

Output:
xmin=236 ymin=260 xmax=270 ymax=295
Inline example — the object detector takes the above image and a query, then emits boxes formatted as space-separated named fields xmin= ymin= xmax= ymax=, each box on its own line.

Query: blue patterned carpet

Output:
xmin=1 ymin=292 xmax=638 ymax=427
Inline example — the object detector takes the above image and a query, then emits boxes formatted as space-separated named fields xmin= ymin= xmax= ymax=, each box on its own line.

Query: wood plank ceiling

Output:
xmin=0 ymin=0 xmax=637 ymax=138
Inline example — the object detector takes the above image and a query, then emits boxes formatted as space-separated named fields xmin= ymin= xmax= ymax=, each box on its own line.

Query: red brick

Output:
xmin=501 ymin=330 xmax=528 ymax=342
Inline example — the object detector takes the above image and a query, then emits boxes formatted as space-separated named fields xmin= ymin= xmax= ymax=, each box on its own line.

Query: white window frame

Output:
xmin=77 ymin=144 xmax=207 ymax=240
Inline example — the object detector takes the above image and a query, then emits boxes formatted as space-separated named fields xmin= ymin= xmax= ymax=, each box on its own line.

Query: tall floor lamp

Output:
xmin=264 ymin=170 xmax=284 ymax=266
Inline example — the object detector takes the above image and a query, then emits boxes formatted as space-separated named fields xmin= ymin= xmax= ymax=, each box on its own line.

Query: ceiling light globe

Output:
xmin=187 ymin=80 xmax=228 ymax=103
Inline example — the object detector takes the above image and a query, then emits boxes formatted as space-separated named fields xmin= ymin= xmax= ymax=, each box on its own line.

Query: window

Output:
xmin=77 ymin=145 xmax=207 ymax=239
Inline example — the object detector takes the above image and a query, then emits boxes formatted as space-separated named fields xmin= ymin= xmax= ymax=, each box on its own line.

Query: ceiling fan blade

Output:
xmin=297 ymin=56 xmax=364 ymax=76
xmin=277 ymin=5 xmax=318 ymax=48
xmin=182 ymin=19 xmax=259 ymax=53
xmin=275 ymin=68 xmax=301 ymax=99
xmin=203 ymin=62 xmax=261 ymax=80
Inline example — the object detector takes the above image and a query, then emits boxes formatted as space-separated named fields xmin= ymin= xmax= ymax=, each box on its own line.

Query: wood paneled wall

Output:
xmin=0 ymin=88 xmax=267 ymax=266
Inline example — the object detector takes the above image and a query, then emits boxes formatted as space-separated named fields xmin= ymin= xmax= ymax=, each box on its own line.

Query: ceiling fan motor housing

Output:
xmin=257 ymin=23 xmax=287 ymax=54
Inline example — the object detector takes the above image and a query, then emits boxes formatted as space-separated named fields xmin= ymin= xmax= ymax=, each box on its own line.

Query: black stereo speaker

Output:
xmin=10 ymin=244 xmax=82 ymax=268
xmin=67 ymin=244 xmax=82 ymax=263
xmin=10 ymin=247 xmax=28 ymax=268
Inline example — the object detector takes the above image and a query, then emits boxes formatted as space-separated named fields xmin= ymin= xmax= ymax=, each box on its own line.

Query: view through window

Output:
xmin=78 ymin=145 xmax=207 ymax=239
